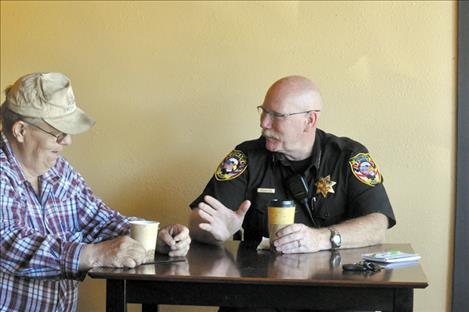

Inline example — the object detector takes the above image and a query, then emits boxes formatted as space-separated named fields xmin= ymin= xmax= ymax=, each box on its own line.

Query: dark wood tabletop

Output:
xmin=88 ymin=241 xmax=428 ymax=312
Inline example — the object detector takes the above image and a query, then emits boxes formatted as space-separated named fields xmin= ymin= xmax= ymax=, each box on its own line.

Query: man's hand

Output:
xmin=272 ymin=213 xmax=389 ymax=254
xmin=79 ymin=236 xmax=146 ymax=270
xmin=156 ymin=224 xmax=191 ymax=257
xmin=192 ymin=195 xmax=251 ymax=243
xmin=272 ymin=224 xmax=329 ymax=254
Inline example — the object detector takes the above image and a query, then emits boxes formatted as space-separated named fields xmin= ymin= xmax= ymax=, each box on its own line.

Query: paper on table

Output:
xmin=379 ymin=261 xmax=420 ymax=269
xmin=257 ymin=237 xmax=271 ymax=250
xmin=362 ymin=251 xmax=421 ymax=263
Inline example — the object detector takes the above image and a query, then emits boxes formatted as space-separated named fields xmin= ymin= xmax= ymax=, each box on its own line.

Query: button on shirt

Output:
xmin=190 ymin=129 xmax=396 ymax=243
xmin=0 ymin=132 xmax=129 ymax=312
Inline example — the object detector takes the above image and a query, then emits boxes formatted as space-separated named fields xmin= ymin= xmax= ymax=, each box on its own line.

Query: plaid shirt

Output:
xmin=0 ymin=132 xmax=129 ymax=312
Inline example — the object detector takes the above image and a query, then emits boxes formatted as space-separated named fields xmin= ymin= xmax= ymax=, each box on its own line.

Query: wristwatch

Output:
xmin=329 ymin=250 xmax=342 ymax=268
xmin=329 ymin=227 xmax=342 ymax=250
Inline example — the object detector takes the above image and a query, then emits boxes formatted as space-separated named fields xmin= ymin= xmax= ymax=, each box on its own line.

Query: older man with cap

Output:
xmin=0 ymin=72 xmax=191 ymax=312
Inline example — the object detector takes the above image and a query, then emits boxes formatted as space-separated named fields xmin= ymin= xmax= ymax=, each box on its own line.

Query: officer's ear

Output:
xmin=305 ymin=111 xmax=319 ymax=130
xmin=11 ymin=120 xmax=27 ymax=143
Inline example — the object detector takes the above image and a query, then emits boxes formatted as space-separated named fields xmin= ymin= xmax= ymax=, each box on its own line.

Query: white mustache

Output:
xmin=262 ymin=131 xmax=279 ymax=140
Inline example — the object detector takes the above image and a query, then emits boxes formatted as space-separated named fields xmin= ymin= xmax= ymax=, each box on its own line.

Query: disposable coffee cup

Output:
xmin=268 ymin=200 xmax=295 ymax=248
xmin=129 ymin=220 xmax=160 ymax=262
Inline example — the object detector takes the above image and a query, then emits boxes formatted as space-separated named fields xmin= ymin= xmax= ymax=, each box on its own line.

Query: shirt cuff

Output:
xmin=62 ymin=242 xmax=86 ymax=280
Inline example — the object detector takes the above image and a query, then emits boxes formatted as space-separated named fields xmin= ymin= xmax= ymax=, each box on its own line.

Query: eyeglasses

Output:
xmin=21 ymin=119 xmax=68 ymax=144
xmin=257 ymin=106 xmax=320 ymax=120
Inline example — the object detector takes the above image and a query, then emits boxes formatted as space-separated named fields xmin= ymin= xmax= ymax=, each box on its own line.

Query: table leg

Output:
xmin=393 ymin=288 xmax=413 ymax=312
xmin=106 ymin=280 xmax=127 ymax=312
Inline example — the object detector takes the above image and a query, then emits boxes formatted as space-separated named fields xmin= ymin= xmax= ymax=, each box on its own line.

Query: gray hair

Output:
xmin=1 ymin=86 xmax=39 ymax=135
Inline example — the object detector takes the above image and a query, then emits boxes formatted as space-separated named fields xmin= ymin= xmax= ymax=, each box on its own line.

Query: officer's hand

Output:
xmin=197 ymin=195 xmax=251 ymax=242
xmin=156 ymin=224 xmax=191 ymax=257
xmin=272 ymin=224 xmax=324 ymax=254
xmin=79 ymin=236 xmax=146 ymax=270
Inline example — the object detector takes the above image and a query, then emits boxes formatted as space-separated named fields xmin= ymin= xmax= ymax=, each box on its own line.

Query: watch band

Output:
xmin=329 ymin=227 xmax=342 ymax=250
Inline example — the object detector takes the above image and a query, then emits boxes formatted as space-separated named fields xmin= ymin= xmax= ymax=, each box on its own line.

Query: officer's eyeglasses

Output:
xmin=257 ymin=106 xmax=320 ymax=120
xmin=21 ymin=119 xmax=68 ymax=144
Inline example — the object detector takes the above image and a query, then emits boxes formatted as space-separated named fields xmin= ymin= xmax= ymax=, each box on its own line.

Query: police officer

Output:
xmin=189 ymin=75 xmax=395 ymax=255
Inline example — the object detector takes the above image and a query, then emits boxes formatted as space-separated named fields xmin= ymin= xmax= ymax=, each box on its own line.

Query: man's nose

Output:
xmin=260 ymin=114 xmax=272 ymax=129
xmin=60 ymin=134 xmax=72 ymax=146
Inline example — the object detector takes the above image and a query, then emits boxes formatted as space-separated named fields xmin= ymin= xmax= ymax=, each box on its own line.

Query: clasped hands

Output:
xmin=79 ymin=224 xmax=191 ymax=270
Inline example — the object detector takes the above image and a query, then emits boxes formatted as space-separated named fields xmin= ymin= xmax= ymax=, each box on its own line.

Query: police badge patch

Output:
xmin=215 ymin=150 xmax=248 ymax=181
xmin=349 ymin=153 xmax=382 ymax=187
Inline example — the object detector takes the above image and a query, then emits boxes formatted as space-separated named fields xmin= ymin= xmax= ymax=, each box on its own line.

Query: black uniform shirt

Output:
xmin=190 ymin=129 xmax=396 ymax=243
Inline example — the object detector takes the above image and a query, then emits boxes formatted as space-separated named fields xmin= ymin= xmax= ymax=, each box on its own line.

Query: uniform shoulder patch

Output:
xmin=349 ymin=153 xmax=382 ymax=187
xmin=215 ymin=150 xmax=248 ymax=181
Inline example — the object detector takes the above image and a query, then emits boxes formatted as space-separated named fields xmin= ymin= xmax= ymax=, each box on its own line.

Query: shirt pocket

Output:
xmin=252 ymin=191 xmax=278 ymax=213
xmin=44 ymin=196 xmax=80 ymax=235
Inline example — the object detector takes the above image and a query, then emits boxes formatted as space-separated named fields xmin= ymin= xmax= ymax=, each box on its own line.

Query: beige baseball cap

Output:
xmin=2 ymin=72 xmax=95 ymax=134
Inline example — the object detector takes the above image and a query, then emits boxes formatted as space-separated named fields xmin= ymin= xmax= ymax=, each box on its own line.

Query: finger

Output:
xmin=199 ymin=223 xmax=213 ymax=233
xmin=172 ymin=234 xmax=191 ymax=246
xmin=126 ymin=245 xmax=146 ymax=259
xmin=172 ymin=227 xmax=190 ymax=242
xmin=133 ymin=253 xmax=146 ymax=266
xmin=168 ymin=250 xmax=185 ymax=257
xmin=172 ymin=237 xmax=190 ymax=249
xmin=276 ymin=240 xmax=302 ymax=254
xmin=129 ymin=252 xmax=146 ymax=266
xmin=198 ymin=202 xmax=217 ymax=217
xmin=236 ymin=200 xmax=251 ymax=217
xmin=121 ymin=258 xmax=137 ymax=268
xmin=168 ymin=245 xmax=189 ymax=256
xmin=171 ymin=237 xmax=191 ymax=251
xmin=159 ymin=229 xmax=178 ymax=247
xmin=134 ymin=244 xmax=147 ymax=258
xmin=281 ymin=244 xmax=304 ymax=254
xmin=169 ymin=245 xmax=190 ymax=257
xmin=123 ymin=237 xmax=148 ymax=253
xmin=120 ymin=248 xmax=145 ymax=266
xmin=203 ymin=195 xmax=227 ymax=211
xmin=273 ymin=238 xmax=296 ymax=250
xmin=197 ymin=208 xmax=215 ymax=223
xmin=275 ymin=223 xmax=303 ymax=237
xmin=273 ymin=231 xmax=302 ymax=248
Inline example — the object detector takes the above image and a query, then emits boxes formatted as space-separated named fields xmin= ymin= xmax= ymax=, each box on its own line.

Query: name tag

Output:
xmin=257 ymin=188 xmax=275 ymax=194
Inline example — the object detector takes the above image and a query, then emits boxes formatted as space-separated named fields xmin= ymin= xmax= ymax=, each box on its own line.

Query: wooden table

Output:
xmin=88 ymin=242 xmax=428 ymax=312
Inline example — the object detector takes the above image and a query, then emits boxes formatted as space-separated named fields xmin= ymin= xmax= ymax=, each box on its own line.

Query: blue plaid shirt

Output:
xmin=0 ymin=132 xmax=130 ymax=312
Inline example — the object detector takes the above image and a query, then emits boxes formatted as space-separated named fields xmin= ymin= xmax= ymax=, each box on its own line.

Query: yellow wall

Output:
xmin=0 ymin=1 xmax=456 ymax=312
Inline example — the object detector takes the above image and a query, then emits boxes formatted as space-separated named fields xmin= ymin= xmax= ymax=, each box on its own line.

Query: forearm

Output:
xmin=78 ymin=244 xmax=96 ymax=271
xmin=325 ymin=212 xmax=388 ymax=250
xmin=0 ymin=227 xmax=83 ymax=278
xmin=79 ymin=197 xmax=129 ymax=243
